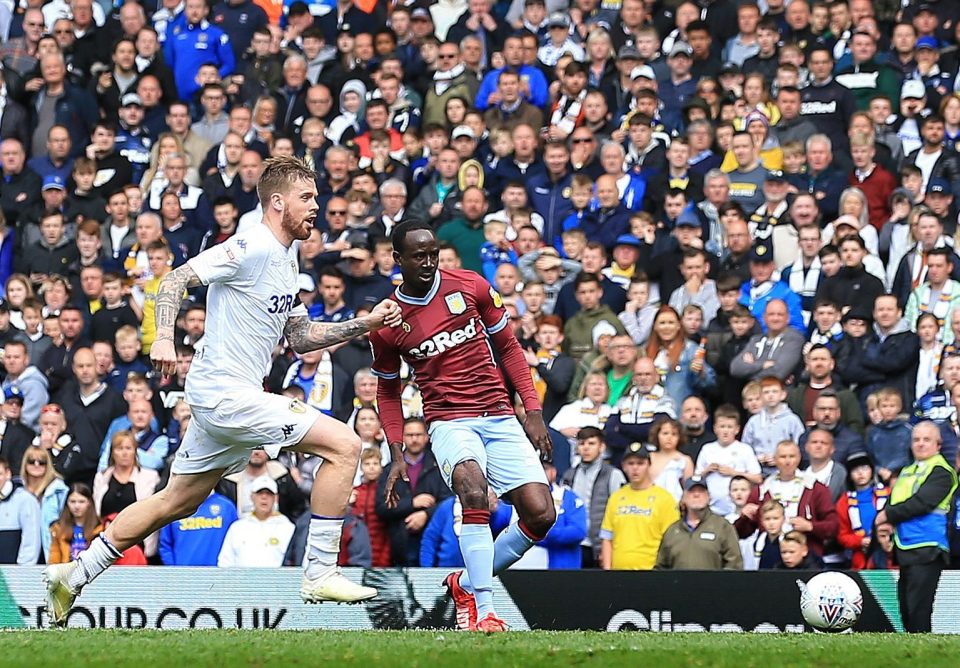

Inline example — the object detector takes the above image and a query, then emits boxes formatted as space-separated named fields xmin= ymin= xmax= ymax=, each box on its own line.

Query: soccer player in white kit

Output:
xmin=42 ymin=157 xmax=402 ymax=627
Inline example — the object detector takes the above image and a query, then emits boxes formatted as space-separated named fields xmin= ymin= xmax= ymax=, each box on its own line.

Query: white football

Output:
xmin=797 ymin=572 xmax=863 ymax=632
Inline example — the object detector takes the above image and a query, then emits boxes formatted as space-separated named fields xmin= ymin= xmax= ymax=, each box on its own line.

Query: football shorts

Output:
xmin=171 ymin=391 xmax=318 ymax=475
xmin=428 ymin=415 xmax=548 ymax=497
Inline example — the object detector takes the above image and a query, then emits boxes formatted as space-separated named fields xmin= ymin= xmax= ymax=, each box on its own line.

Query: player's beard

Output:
xmin=281 ymin=207 xmax=311 ymax=241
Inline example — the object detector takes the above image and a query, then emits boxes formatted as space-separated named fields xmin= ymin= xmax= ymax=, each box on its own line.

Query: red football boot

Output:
xmin=476 ymin=612 xmax=508 ymax=633
xmin=444 ymin=571 xmax=478 ymax=631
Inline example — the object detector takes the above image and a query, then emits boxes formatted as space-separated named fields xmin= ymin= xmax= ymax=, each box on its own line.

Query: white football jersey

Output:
xmin=185 ymin=224 xmax=306 ymax=408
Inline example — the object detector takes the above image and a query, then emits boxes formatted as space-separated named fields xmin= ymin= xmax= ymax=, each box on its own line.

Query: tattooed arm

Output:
xmin=284 ymin=299 xmax=402 ymax=354
xmin=149 ymin=264 xmax=203 ymax=376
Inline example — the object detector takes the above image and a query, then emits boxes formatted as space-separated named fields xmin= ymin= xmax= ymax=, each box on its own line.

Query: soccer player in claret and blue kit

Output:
xmin=373 ymin=221 xmax=557 ymax=633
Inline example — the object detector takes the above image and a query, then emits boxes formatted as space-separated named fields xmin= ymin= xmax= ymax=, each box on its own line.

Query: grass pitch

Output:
xmin=1 ymin=630 xmax=959 ymax=668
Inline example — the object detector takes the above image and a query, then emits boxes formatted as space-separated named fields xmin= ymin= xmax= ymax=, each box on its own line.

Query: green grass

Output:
xmin=1 ymin=631 xmax=959 ymax=668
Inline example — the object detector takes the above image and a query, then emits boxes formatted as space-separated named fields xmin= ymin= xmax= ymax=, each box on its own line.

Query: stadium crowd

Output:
xmin=0 ymin=0 xmax=959 ymax=628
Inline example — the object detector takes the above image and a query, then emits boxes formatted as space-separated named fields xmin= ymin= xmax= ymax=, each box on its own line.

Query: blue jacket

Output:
xmin=785 ymin=168 xmax=847 ymax=221
xmin=475 ymin=65 xmax=549 ymax=110
xmin=158 ymin=492 xmax=237 ymax=565
xmin=867 ymin=419 xmax=914 ymax=472
xmin=419 ymin=496 xmax=512 ymax=567
xmin=580 ymin=204 xmax=631 ymax=251
xmin=164 ymin=20 xmax=236 ymax=99
xmin=114 ymin=126 xmax=153 ymax=185
xmin=738 ymin=280 xmax=806 ymax=333
xmin=537 ymin=484 xmax=587 ymax=569
xmin=527 ymin=171 xmax=574 ymax=247
xmin=32 ymin=85 xmax=98 ymax=159
xmin=662 ymin=339 xmax=717 ymax=407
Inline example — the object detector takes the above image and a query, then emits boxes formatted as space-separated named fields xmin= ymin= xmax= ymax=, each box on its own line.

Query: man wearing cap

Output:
xmin=925 ymin=178 xmax=956 ymax=233
xmin=476 ymin=34 xmax=549 ymax=111
xmin=905 ymin=115 xmax=960 ymax=212
xmin=912 ymin=35 xmax=954 ymax=110
xmin=599 ymin=441 xmax=679 ymax=570
xmin=658 ymin=41 xmax=696 ymax=134
xmin=738 ymin=238 xmax=805 ymax=333
xmin=537 ymin=13 xmax=585 ymax=67
xmin=0 ymin=386 xmax=36 ymax=476
xmin=603 ymin=45 xmax=643 ymax=116
xmin=114 ymin=94 xmax=152 ymax=185
xmin=655 ymin=476 xmax=743 ymax=570
xmin=217 ymin=475 xmax=295 ymax=567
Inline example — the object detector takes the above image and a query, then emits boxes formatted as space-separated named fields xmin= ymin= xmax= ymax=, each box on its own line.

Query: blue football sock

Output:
xmin=458 ymin=523 xmax=495 ymax=618
xmin=460 ymin=522 xmax=535 ymax=593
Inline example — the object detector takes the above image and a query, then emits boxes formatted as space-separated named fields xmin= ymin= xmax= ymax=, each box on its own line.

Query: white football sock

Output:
xmin=305 ymin=515 xmax=344 ymax=580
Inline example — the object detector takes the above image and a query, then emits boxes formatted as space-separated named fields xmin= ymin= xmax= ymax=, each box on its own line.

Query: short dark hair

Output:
xmin=574 ymin=272 xmax=601 ymax=289
xmin=576 ymin=426 xmax=604 ymax=442
xmin=392 ymin=220 xmax=436 ymax=254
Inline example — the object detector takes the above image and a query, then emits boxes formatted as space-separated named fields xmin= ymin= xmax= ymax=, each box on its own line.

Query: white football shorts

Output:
xmin=171 ymin=391 xmax=319 ymax=476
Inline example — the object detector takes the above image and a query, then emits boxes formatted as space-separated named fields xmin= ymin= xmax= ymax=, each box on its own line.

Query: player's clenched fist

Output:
xmin=150 ymin=338 xmax=177 ymax=377
xmin=367 ymin=299 xmax=403 ymax=330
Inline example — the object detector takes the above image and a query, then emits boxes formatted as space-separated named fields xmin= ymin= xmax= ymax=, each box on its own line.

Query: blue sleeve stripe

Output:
xmin=486 ymin=314 xmax=509 ymax=334
xmin=370 ymin=368 xmax=400 ymax=380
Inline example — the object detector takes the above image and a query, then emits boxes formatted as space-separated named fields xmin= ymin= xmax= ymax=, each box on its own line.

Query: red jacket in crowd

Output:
xmin=735 ymin=476 xmax=839 ymax=556
xmin=352 ymin=480 xmax=392 ymax=567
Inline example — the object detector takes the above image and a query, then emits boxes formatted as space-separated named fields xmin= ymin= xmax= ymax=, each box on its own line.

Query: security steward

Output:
xmin=654 ymin=476 xmax=743 ymax=570
xmin=876 ymin=421 xmax=958 ymax=633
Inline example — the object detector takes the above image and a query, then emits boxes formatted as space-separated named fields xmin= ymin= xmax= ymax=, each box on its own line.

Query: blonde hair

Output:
xmin=742 ymin=380 xmax=762 ymax=398
xmin=257 ymin=155 xmax=317 ymax=203
xmin=19 ymin=446 xmax=58 ymax=495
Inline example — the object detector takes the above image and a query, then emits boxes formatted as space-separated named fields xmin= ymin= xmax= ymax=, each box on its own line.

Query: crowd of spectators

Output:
xmin=0 ymin=0 xmax=959 ymax=630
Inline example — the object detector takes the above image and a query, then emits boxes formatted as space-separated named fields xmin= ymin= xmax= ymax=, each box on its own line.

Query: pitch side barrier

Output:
xmin=0 ymin=567 xmax=943 ymax=632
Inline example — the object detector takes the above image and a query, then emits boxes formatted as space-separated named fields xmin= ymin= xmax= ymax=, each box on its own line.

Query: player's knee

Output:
xmin=521 ymin=490 xmax=557 ymax=537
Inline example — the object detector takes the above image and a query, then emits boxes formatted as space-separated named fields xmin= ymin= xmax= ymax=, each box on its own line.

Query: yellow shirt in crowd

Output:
xmin=600 ymin=484 xmax=679 ymax=570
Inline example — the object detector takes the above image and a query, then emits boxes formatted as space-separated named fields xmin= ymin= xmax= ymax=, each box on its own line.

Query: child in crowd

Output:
xmin=479 ymin=220 xmax=518 ymax=284
xmin=561 ymin=228 xmax=586 ymax=262
xmin=90 ymin=272 xmax=140 ymax=345
xmin=915 ymin=312 xmax=943 ymax=399
xmin=681 ymin=304 xmax=704 ymax=341
xmin=726 ymin=475 xmax=754 ymax=523
xmin=741 ymin=380 xmax=763 ymax=416
xmin=715 ymin=305 xmax=757 ymax=408
xmin=139 ymin=241 xmax=174 ymax=354
xmin=351 ymin=447 xmax=391 ymax=567
xmin=65 ymin=157 xmax=106 ymax=223
xmin=836 ymin=452 xmax=891 ymax=570
xmin=866 ymin=387 xmax=913 ymax=482
xmin=864 ymin=391 xmax=883 ymax=427
xmin=114 ymin=326 xmax=150 ymax=379
xmin=806 ymin=299 xmax=845 ymax=356
xmin=16 ymin=297 xmax=52 ymax=362
xmin=780 ymin=140 xmax=805 ymax=177
xmin=741 ymin=376 xmax=805 ymax=474
xmin=561 ymin=174 xmax=595 ymax=236
xmin=744 ymin=498 xmax=786 ymax=571
xmin=696 ymin=404 xmax=763 ymax=516
xmin=619 ymin=274 xmax=656 ymax=345
xmin=776 ymin=531 xmax=823 ymax=570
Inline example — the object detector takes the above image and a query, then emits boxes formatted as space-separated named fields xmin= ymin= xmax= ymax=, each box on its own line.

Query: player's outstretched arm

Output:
xmin=284 ymin=299 xmax=402 ymax=354
xmin=150 ymin=264 xmax=203 ymax=376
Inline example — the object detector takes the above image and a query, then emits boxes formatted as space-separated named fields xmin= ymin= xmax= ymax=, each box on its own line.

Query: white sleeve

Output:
xmin=188 ymin=236 xmax=256 ymax=287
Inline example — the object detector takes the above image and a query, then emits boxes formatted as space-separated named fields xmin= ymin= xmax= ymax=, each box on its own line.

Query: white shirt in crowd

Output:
xmin=217 ymin=513 xmax=295 ymax=567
